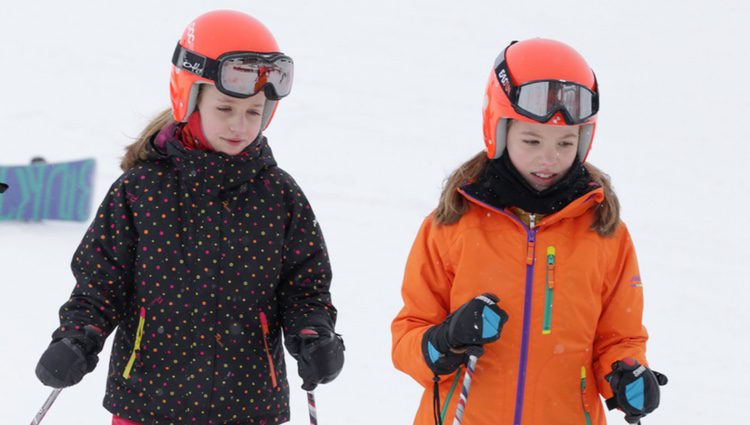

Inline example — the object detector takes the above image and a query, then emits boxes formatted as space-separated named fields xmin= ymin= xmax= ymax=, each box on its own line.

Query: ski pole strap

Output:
xmin=432 ymin=375 xmax=443 ymax=425
xmin=452 ymin=354 xmax=479 ymax=425
xmin=30 ymin=388 xmax=62 ymax=425
xmin=307 ymin=390 xmax=318 ymax=425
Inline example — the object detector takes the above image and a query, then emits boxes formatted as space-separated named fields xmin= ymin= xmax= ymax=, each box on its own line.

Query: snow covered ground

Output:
xmin=1 ymin=1 xmax=748 ymax=423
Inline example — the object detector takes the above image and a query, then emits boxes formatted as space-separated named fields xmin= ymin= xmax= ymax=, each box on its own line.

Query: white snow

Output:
xmin=1 ymin=1 xmax=748 ymax=423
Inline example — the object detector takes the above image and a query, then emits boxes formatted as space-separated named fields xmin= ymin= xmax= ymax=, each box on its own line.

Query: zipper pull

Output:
xmin=580 ymin=366 xmax=587 ymax=391
xmin=260 ymin=311 xmax=270 ymax=335
xmin=546 ymin=246 xmax=556 ymax=289
xmin=526 ymin=230 xmax=536 ymax=265
xmin=529 ymin=213 xmax=536 ymax=229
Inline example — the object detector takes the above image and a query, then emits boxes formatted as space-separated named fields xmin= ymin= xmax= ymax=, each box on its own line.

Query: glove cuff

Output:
xmin=52 ymin=324 xmax=105 ymax=356
xmin=422 ymin=326 xmax=466 ymax=375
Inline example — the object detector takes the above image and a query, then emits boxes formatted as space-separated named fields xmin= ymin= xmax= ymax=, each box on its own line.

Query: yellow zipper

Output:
xmin=580 ymin=366 xmax=592 ymax=425
xmin=542 ymin=246 xmax=556 ymax=334
xmin=123 ymin=307 xmax=146 ymax=379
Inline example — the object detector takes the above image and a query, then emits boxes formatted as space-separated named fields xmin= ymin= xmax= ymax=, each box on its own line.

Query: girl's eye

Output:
xmin=523 ymin=139 xmax=540 ymax=145
xmin=247 ymin=110 xmax=261 ymax=116
xmin=217 ymin=106 xmax=232 ymax=112
xmin=559 ymin=141 xmax=575 ymax=147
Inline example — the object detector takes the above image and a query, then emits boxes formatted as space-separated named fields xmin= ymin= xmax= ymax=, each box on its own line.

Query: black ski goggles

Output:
xmin=172 ymin=43 xmax=294 ymax=100
xmin=494 ymin=48 xmax=598 ymax=125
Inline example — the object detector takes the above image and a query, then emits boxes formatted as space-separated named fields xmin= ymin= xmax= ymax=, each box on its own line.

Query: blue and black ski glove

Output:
xmin=422 ymin=293 xmax=508 ymax=375
xmin=36 ymin=325 xmax=103 ymax=388
xmin=286 ymin=326 xmax=345 ymax=391
xmin=606 ymin=358 xmax=668 ymax=424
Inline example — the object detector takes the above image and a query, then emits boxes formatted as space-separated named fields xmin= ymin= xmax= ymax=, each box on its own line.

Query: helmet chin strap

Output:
xmin=491 ymin=119 xmax=595 ymax=161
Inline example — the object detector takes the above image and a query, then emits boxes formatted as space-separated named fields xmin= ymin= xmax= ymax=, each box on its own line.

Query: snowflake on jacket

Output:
xmin=53 ymin=135 xmax=336 ymax=424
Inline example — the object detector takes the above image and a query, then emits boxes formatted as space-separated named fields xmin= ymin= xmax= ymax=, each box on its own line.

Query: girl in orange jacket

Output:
xmin=391 ymin=38 xmax=667 ymax=425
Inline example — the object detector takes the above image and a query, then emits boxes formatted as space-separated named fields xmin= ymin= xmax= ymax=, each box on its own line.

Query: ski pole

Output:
xmin=452 ymin=347 xmax=482 ymax=425
xmin=307 ymin=390 xmax=318 ymax=425
xmin=30 ymin=388 xmax=62 ymax=425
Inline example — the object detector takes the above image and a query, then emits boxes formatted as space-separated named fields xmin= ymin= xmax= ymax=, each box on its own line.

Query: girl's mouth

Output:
xmin=531 ymin=172 xmax=557 ymax=182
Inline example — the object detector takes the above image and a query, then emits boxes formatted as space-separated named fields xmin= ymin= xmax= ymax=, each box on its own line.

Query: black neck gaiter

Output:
xmin=461 ymin=152 xmax=597 ymax=215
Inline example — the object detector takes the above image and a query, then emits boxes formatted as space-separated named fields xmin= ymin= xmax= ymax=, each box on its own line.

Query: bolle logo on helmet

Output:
xmin=180 ymin=50 xmax=206 ymax=77
xmin=182 ymin=60 xmax=204 ymax=76
xmin=497 ymin=69 xmax=511 ymax=95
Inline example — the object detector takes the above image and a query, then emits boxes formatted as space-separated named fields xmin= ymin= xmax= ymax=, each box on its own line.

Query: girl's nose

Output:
xmin=229 ymin=115 xmax=247 ymax=133
xmin=539 ymin=146 xmax=558 ymax=165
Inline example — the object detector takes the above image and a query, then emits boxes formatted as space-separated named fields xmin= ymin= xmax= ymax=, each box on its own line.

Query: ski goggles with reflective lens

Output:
xmin=172 ymin=44 xmax=294 ymax=100
xmin=494 ymin=50 xmax=598 ymax=125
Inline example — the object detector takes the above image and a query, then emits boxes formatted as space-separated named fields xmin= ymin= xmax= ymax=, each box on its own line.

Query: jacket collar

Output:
xmin=458 ymin=186 xmax=604 ymax=229
xmin=146 ymin=132 xmax=277 ymax=197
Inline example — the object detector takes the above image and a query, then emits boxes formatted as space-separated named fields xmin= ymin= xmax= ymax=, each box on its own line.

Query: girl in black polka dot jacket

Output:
xmin=35 ymin=10 xmax=344 ymax=425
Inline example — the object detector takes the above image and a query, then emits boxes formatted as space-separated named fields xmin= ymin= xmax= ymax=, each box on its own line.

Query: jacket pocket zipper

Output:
xmin=259 ymin=310 xmax=278 ymax=388
xmin=123 ymin=307 xmax=146 ymax=379
xmin=580 ymin=366 xmax=592 ymax=425
xmin=542 ymin=246 xmax=556 ymax=334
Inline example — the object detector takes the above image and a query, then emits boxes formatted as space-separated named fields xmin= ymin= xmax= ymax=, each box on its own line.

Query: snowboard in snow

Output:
xmin=0 ymin=158 xmax=95 ymax=222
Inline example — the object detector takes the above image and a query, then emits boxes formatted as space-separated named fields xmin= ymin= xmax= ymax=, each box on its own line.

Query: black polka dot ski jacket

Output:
xmin=51 ymin=135 xmax=337 ymax=424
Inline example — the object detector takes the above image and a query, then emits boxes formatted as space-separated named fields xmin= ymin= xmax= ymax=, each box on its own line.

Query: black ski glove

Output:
xmin=0 ymin=182 xmax=8 ymax=193
xmin=285 ymin=327 xmax=345 ymax=391
xmin=422 ymin=293 xmax=508 ymax=375
xmin=36 ymin=325 xmax=103 ymax=388
xmin=606 ymin=358 xmax=668 ymax=424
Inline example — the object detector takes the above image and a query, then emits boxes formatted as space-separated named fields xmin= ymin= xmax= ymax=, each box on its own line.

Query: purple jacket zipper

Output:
xmin=457 ymin=189 xmax=537 ymax=425
xmin=514 ymin=228 xmax=536 ymax=425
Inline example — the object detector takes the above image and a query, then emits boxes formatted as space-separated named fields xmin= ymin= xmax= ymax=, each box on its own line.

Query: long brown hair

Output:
xmin=433 ymin=152 xmax=621 ymax=236
xmin=120 ymin=108 xmax=174 ymax=172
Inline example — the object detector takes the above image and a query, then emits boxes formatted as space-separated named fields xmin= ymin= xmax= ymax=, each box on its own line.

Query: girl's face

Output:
xmin=506 ymin=120 xmax=580 ymax=191
xmin=197 ymin=84 xmax=266 ymax=155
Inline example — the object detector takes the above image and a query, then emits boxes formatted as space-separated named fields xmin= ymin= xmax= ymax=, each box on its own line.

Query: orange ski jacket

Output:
xmin=392 ymin=187 xmax=649 ymax=425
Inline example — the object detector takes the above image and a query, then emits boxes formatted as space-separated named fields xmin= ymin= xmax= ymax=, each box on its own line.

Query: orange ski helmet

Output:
xmin=169 ymin=10 xmax=292 ymax=129
xmin=482 ymin=38 xmax=599 ymax=161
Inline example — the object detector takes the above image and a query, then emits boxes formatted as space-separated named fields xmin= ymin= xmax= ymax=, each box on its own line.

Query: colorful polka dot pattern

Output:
xmin=53 ymin=136 xmax=336 ymax=424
